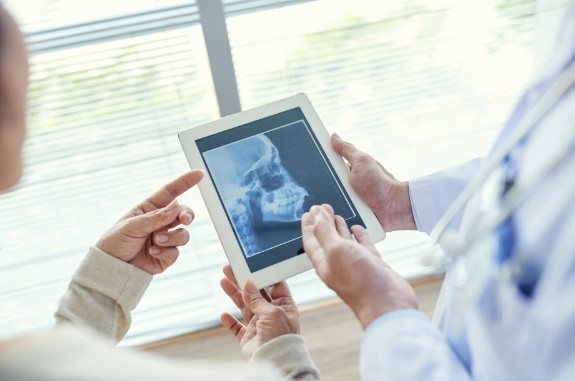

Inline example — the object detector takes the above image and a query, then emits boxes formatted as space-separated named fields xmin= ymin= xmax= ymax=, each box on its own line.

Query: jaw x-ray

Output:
xmin=199 ymin=108 xmax=365 ymax=272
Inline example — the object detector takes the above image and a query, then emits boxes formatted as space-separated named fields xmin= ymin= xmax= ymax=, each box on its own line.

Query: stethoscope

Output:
xmin=421 ymin=57 xmax=575 ymax=274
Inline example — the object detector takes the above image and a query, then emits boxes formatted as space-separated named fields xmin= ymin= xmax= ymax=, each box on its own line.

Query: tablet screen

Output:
xmin=197 ymin=108 xmax=365 ymax=272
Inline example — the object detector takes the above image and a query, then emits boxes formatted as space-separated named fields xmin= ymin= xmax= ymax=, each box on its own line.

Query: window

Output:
xmin=0 ymin=0 xmax=221 ymax=344
xmin=0 ymin=0 xmax=567 ymax=345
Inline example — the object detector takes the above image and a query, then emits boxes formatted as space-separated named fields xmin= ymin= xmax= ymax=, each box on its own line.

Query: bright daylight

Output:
xmin=0 ymin=0 xmax=573 ymax=380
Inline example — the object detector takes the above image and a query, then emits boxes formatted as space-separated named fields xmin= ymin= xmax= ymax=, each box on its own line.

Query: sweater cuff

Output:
xmin=72 ymin=247 xmax=153 ymax=311
xmin=251 ymin=334 xmax=319 ymax=379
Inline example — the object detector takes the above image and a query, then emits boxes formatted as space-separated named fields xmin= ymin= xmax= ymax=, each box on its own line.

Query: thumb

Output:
xmin=243 ymin=281 xmax=274 ymax=317
xmin=311 ymin=206 xmax=340 ymax=249
xmin=126 ymin=200 xmax=181 ymax=236
xmin=331 ymin=133 xmax=360 ymax=163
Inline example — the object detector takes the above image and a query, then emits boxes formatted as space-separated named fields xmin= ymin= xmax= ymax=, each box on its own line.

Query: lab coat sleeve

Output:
xmin=409 ymin=158 xmax=482 ymax=234
xmin=360 ymin=310 xmax=471 ymax=381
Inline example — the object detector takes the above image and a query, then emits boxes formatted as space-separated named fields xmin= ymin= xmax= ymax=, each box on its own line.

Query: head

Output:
xmin=234 ymin=135 xmax=309 ymax=224
xmin=0 ymin=3 xmax=29 ymax=192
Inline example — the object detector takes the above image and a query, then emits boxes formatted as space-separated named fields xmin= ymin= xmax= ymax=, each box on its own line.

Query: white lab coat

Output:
xmin=359 ymin=4 xmax=575 ymax=381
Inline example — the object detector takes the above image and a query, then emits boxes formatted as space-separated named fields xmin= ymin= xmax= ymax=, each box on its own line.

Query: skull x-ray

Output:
xmin=199 ymin=110 xmax=364 ymax=272
xmin=204 ymin=134 xmax=309 ymax=256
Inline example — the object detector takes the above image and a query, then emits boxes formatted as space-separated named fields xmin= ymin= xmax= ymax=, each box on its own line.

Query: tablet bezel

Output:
xmin=179 ymin=93 xmax=385 ymax=288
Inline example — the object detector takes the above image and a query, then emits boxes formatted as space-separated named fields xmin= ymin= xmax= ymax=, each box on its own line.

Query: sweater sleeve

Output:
xmin=251 ymin=334 xmax=320 ymax=380
xmin=54 ymin=246 xmax=152 ymax=342
xmin=0 ymin=325 xmax=295 ymax=381
xmin=53 ymin=248 xmax=320 ymax=380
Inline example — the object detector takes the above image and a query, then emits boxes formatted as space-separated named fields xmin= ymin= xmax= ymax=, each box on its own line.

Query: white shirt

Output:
xmin=360 ymin=3 xmax=575 ymax=381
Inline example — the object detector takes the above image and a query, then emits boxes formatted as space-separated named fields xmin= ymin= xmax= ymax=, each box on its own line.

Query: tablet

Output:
xmin=178 ymin=93 xmax=385 ymax=288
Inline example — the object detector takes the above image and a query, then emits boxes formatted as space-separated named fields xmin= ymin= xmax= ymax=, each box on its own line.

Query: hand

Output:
xmin=302 ymin=204 xmax=418 ymax=329
xmin=220 ymin=265 xmax=300 ymax=360
xmin=96 ymin=170 xmax=204 ymax=275
xmin=331 ymin=133 xmax=416 ymax=231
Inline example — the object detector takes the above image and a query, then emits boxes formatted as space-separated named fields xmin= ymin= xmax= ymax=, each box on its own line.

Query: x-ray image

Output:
xmin=204 ymin=133 xmax=309 ymax=257
xmin=202 ymin=118 xmax=357 ymax=260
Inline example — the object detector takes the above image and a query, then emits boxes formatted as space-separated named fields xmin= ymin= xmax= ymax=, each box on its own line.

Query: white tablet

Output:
xmin=178 ymin=93 xmax=385 ymax=288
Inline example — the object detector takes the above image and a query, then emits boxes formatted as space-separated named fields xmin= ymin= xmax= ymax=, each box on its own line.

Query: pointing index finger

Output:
xmin=143 ymin=170 xmax=204 ymax=210
xmin=311 ymin=206 xmax=341 ymax=248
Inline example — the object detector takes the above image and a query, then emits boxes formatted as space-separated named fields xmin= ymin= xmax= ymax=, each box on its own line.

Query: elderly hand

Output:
xmin=96 ymin=170 xmax=204 ymax=275
xmin=220 ymin=265 xmax=300 ymax=360
xmin=331 ymin=133 xmax=416 ymax=231
xmin=302 ymin=204 xmax=418 ymax=328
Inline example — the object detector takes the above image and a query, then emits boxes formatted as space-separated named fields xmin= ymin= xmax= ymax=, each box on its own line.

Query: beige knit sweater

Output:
xmin=0 ymin=247 xmax=320 ymax=380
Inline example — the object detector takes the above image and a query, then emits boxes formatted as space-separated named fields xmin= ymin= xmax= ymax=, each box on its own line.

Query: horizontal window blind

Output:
xmin=0 ymin=0 xmax=569 ymax=346
xmin=223 ymin=0 xmax=312 ymax=15
xmin=5 ymin=0 xmax=195 ymax=33
xmin=27 ymin=4 xmax=202 ymax=53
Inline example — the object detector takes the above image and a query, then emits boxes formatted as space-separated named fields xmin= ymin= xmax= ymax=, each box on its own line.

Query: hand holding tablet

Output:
xmin=179 ymin=94 xmax=385 ymax=288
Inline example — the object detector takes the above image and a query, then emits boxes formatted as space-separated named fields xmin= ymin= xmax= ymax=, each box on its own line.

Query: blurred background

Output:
xmin=0 ymin=0 xmax=568 ymax=345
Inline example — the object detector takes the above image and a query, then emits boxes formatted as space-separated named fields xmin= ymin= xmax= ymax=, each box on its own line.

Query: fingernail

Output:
xmin=149 ymin=246 xmax=160 ymax=255
xmin=156 ymin=234 xmax=168 ymax=243
xmin=333 ymin=132 xmax=340 ymax=139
